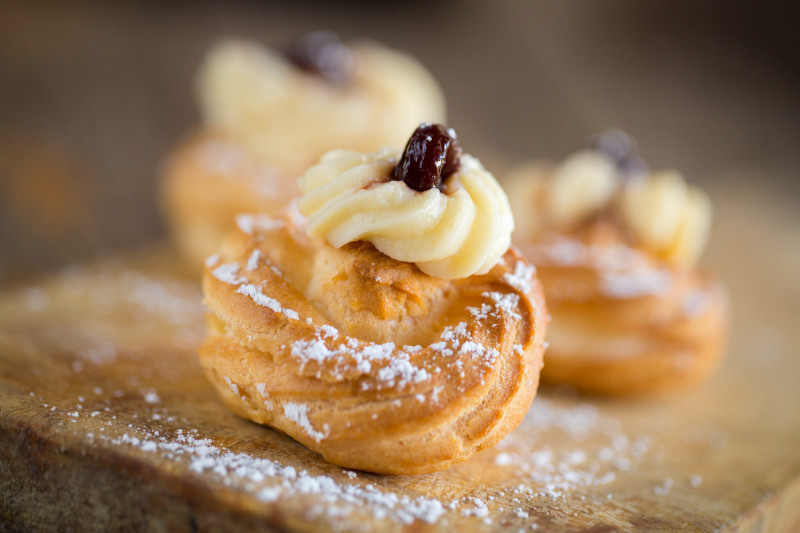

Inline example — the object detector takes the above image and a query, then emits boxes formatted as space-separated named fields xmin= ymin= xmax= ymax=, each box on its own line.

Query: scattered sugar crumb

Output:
xmin=236 ymin=214 xmax=285 ymax=235
xmin=223 ymin=377 xmax=239 ymax=396
xmin=246 ymin=250 xmax=263 ymax=271
xmin=144 ymin=391 xmax=161 ymax=404
xmin=654 ymin=478 xmax=674 ymax=495
xmin=319 ymin=324 xmax=338 ymax=338
xmin=503 ymin=261 xmax=536 ymax=294
xmin=482 ymin=291 xmax=522 ymax=320
xmin=601 ymin=269 xmax=671 ymax=299
xmin=283 ymin=402 xmax=329 ymax=442
xmin=495 ymin=452 xmax=513 ymax=466
xmin=235 ymin=283 xmax=300 ymax=321
xmin=212 ymin=263 xmax=246 ymax=285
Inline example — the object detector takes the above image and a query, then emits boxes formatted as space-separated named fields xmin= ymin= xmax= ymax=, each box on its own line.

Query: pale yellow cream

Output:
xmin=297 ymin=149 xmax=514 ymax=279
xmin=198 ymin=39 xmax=445 ymax=176
xmin=621 ymin=170 xmax=712 ymax=267
xmin=505 ymin=151 xmax=618 ymax=240
xmin=506 ymin=153 xmax=712 ymax=268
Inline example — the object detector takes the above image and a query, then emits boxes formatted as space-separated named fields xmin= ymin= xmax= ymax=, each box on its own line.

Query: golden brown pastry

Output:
xmin=161 ymin=133 xmax=298 ymax=273
xmin=504 ymin=130 xmax=728 ymax=396
xmin=161 ymin=32 xmax=446 ymax=267
xmin=199 ymin=125 xmax=547 ymax=474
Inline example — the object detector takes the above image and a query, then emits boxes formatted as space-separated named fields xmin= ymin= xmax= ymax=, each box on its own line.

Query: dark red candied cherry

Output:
xmin=284 ymin=31 xmax=354 ymax=85
xmin=391 ymin=123 xmax=462 ymax=192
xmin=587 ymin=129 xmax=648 ymax=179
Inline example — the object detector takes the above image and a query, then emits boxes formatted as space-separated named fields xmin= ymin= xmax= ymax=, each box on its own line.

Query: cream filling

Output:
xmin=621 ymin=170 xmax=712 ymax=268
xmin=506 ymin=157 xmax=712 ymax=268
xmin=297 ymin=149 xmax=513 ymax=279
xmin=197 ymin=39 xmax=445 ymax=174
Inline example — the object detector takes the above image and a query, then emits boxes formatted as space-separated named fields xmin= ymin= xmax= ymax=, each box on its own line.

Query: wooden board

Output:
xmin=1 ymin=181 xmax=799 ymax=532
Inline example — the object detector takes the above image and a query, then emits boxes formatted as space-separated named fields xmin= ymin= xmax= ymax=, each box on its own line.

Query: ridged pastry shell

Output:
xmin=160 ymin=132 xmax=299 ymax=269
xmin=199 ymin=211 xmax=547 ymax=474
xmin=518 ymin=219 xmax=728 ymax=396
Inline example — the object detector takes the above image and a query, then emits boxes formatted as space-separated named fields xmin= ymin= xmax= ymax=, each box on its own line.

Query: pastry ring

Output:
xmin=199 ymin=211 xmax=547 ymax=474
xmin=504 ymin=131 xmax=729 ymax=396
xmin=522 ymin=227 xmax=728 ymax=396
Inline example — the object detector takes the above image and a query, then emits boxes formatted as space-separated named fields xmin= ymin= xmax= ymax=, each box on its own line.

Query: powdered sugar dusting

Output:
xmin=235 ymin=283 xmax=299 ymax=320
xmin=528 ymin=240 xmax=642 ymax=271
xmin=223 ymin=376 xmax=239 ymax=396
xmin=291 ymin=338 xmax=375 ymax=376
xmin=286 ymin=298 xmax=520 ymax=391
xmin=144 ymin=391 xmax=161 ymax=404
xmin=483 ymin=291 xmax=521 ymax=320
xmin=91 ymin=413 xmax=448 ymax=526
xmin=246 ymin=250 xmax=263 ymax=271
xmin=283 ymin=402 xmax=330 ymax=442
xmin=290 ymin=335 xmax=430 ymax=390
xmin=490 ymin=397 xmax=653 ymax=501
xmin=376 ymin=355 xmax=430 ymax=387
xmin=236 ymin=213 xmax=285 ymax=235
xmin=10 ymin=266 xmax=205 ymax=357
xmin=30 ymin=384 xmax=456 ymax=528
xmin=503 ymin=260 xmax=536 ymax=294
xmin=211 ymin=260 xmax=301 ymax=321
xmin=601 ymin=269 xmax=672 ymax=298
xmin=319 ymin=324 xmax=338 ymax=338
xmin=26 ymin=378 xmax=669 ymax=532
xmin=212 ymin=263 xmax=246 ymax=285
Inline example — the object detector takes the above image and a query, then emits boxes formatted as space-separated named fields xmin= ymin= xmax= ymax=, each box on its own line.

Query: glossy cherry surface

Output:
xmin=392 ymin=123 xmax=462 ymax=192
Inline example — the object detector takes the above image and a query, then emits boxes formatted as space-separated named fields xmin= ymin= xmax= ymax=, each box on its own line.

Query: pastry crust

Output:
xmin=160 ymin=132 xmax=298 ymax=268
xmin=504 ymin=142 xmax=729 ymax=397
xmin=520 ymin=218 xmax=727 ymax=396
xmin=199 ymin=211 xmax=547 ymax=474
xmin=514 ymin=216 xmax=728 ymax=396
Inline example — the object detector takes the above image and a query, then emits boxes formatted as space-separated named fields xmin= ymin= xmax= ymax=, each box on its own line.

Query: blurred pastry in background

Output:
xmin=160 ymin=31 xmax=446 ymax=268
xmin=504 ymin=130 xmax=729 ymax=396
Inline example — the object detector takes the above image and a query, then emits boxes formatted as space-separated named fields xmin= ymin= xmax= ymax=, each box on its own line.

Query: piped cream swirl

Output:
xmin=198 ymin=39 xmax=445 ymax=175
xmin=297 ymin=149 xmax=514 ymax=279
xmin=506 ymin=153 xmax=712 ymax=268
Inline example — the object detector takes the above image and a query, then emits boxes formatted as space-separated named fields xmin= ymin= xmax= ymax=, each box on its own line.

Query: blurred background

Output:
xmin=1 ymin=0 xmax=799 ymax=284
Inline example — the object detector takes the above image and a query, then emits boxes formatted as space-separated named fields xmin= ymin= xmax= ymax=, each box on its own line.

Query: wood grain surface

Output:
xmin=1 ymin=180 xmax=798 ymax=532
